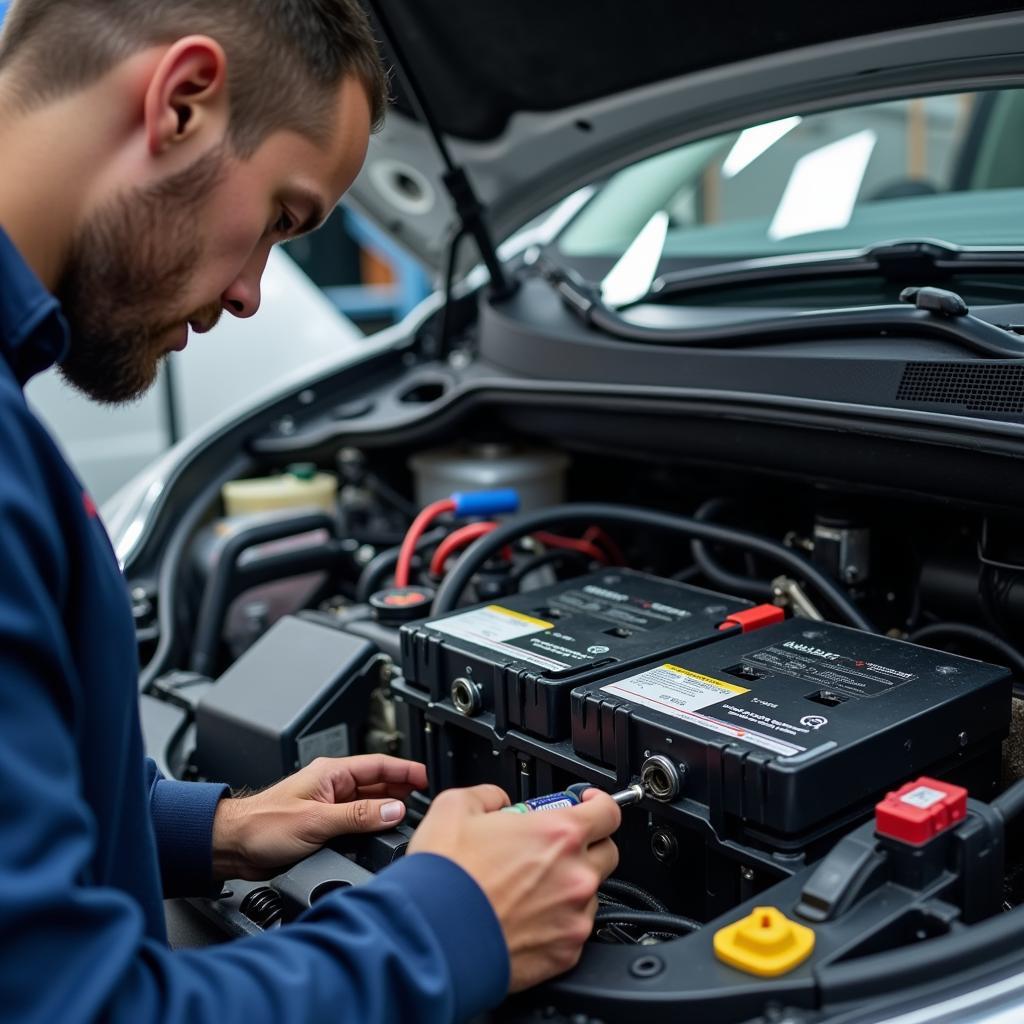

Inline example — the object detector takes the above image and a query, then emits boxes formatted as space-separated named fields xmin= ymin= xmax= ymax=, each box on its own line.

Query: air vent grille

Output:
xmin=896 ymin=362 xmax=1024 ymax=414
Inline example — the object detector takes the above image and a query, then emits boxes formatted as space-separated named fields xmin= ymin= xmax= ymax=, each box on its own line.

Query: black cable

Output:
xmin=433 ymin=504 xmax=873 ymax=631
xmin=691 ymin=498 xmax=775 ymax=600
xmin=592 ymin=910 xmax=701 ymax=935
xmin=992 ymin=778 xmax=1024 ymax=824
xmin=908 ymin=622 xmax=1024 ymax=681
xmin=355 ymin=527 xmax=449 ymax=603
xmin=598 ymin=878 xmax=669 ymax=914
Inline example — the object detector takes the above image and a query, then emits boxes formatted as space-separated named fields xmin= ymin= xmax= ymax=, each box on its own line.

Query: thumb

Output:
xmin=327 ymin=798 xmax=408 ymax=834
xmin=458 ymin=784 xmax=512 ymax=814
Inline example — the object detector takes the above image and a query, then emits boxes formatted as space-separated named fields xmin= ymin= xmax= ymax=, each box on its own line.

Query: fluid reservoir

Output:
xmin=410 ymin=445 xmax=569 ymax=512
xmin=222 ymin=463 xmax=339 ymax=517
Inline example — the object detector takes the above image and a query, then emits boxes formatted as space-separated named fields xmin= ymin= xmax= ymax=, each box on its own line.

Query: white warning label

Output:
xmin=426 ymin=605 xmax=568 ymax=671
xmin=602 ymin=664 xmax=749 ymax=712
xmin=900 ymin=785 xmax=946 ymax=809
xmin=602 ymin=664 xmax=804 ymax=757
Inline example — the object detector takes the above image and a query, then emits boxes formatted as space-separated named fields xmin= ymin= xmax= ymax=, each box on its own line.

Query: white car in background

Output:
xmin=27 ymin=247 xmax=366 ymax=503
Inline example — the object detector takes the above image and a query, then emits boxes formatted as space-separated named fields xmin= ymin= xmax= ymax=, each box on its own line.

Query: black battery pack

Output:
xmin=572 ymin=618 xmax=1012 ymax=838
xmin=400 ymin=569 xmax=753 ymax=740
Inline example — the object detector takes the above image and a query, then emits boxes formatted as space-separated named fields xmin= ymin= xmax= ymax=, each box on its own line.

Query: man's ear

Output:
xmin=143 ymin=36 xmax=229 ymax=157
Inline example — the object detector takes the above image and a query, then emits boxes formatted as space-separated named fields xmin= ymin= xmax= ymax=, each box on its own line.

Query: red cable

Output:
xmin=534 ymin=531 xmax=608 ymax=564
xmin=583 ymin=526 xmax=626 ymax=566
xmin=430 ymin=522 xmax=499 ymax=577
xmin=395 ymin=498 xmax=456 ymax=587
xmin=415 ymin=517 xmax=615 ymax=587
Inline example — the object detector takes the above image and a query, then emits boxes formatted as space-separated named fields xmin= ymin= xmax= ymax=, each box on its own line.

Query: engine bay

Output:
xmin=141 ymin=436 xmax=1024 ymax=1022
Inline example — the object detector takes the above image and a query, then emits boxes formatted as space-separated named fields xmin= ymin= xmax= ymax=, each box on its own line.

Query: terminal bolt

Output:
xmin=641 ymin=755 xmax=685 ymax=802
xmin=451 ymin=677 xmax=483 ymax=716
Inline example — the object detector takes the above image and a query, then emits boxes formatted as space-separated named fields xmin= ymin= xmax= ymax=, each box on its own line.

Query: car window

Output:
xmin=556 ymin=88 xmax=1024 ymax=264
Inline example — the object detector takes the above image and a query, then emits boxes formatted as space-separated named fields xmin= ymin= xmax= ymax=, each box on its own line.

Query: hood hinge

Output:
xmin=367 ymin=1 xmax=517 ymax=303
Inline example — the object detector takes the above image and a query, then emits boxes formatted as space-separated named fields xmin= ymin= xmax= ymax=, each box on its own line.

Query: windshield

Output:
xmin=555 ymin=88 xmax=1024 ymax=268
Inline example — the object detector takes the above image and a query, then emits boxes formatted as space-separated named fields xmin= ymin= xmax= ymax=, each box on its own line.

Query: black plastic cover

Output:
xmin=196 ymin=616 xmax=378 ymax=789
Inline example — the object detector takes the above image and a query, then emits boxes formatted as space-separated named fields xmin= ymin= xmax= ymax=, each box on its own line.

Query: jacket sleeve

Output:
xmin=0 ymin=411 xmax=510 ymax=1024
xmin=145 ymin=760 xmax=229 ymax=899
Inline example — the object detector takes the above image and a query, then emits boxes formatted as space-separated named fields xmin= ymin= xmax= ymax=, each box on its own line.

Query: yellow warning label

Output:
xmin=487 ymin=605 xmax=554 ymax=630
xmin=661 ymin=665 xmax=750 ymax=695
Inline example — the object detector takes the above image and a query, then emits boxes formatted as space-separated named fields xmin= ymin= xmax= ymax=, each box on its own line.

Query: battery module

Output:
xmin=400 ymin=569 xmax=755 ymax=739
xmin=572 ymin=618 xmax=1012 ymax=838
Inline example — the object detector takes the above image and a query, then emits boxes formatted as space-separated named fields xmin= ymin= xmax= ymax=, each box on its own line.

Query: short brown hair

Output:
xmin=0 ymin=0 xmax=389 ymax=154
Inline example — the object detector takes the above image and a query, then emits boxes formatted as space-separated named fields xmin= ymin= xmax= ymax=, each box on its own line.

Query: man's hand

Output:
xmin=212 ymin=755 xmax=428 ymax=881
xmin=408 ymin=785 xmax=621 ymax=993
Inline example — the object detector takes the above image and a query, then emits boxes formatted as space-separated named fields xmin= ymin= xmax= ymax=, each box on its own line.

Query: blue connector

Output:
xmin=451 ymin=489 xmax=520 ymax=517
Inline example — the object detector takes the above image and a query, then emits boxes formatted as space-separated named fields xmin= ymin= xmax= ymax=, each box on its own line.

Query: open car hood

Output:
xmin=348 ymin=1 xmax=1024 ymax=274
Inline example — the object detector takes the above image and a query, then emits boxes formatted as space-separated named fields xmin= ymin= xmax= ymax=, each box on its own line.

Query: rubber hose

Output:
xmin=356 ymin=527 xmax=448 ymax=603
xmin=691 ymin=498 xmax=774 ymax=600
xmin=593 ymin=909 xmax=701 ymax=935
xmin=191 ymin=512 xmax=336 ymax=677
xmin=432 ymin=504 xmax=873 ymax=631
xmin=599 ymin=878 xmax=669 ymax=914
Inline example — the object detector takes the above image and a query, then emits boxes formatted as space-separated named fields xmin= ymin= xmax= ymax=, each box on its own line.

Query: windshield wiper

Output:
xmin=540 ymin=257 xmax=1024 ymax=359
xmin=646 ymin=238 xmax=1024 ymax=303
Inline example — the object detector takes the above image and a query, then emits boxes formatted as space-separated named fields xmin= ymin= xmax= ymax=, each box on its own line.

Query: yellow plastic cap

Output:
xmin=713 ymin=906 xmax=815 ymax=977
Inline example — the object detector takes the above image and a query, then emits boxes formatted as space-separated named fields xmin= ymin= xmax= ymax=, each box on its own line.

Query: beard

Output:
xmin=55 ymin=147 xmax=228 ymax=405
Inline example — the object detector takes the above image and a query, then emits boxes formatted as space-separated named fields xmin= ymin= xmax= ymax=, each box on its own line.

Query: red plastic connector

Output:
xmin=718 ymin=604 xmax=786 ymax=633
xmin=875 ymin=777 xmax=967 ymax=846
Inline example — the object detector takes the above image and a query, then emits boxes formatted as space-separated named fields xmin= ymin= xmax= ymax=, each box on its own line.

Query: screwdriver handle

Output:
xmin=503 ymin=783 xmax=591 ymax=814
xmin=503 ymin=782 xmax=644 ymax=814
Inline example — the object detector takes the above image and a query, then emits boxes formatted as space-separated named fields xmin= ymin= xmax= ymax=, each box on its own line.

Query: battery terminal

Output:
xmin=641 ymin=755 xmax=684 ymax=802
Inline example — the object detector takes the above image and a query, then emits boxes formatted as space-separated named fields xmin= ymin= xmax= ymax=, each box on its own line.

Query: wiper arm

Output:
xmin=648 ymin=238 xmax=1024 ymax=303
xmin=540 ymin=259 xmax=1024 ymax=359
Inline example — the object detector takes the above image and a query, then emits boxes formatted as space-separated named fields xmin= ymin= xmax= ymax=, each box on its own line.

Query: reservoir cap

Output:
xmin=714 ymin=906 xmax=815 ymax=977
xmin=370 ymin=586 xmax=436 ymax=624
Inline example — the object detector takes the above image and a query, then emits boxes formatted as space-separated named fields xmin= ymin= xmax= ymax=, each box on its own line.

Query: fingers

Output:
xmin=585 ymin=837 xmax=620 ymax=882
xmin=352 ymin=782 xmax=419 ymax=800
xmin=443 ymin=784 xmax=511 ymax=814
xmin=574 ymin=789 xmax=622 ymax=843
xmin=323 ymin=757 xmax=428 ymax=794
xmin=325 ymin=797 xmax=409 ymax=834
xmin=341 ymin=755 xmax=429 ymax=790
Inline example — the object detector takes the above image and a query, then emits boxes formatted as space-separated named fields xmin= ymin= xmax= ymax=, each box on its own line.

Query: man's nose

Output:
xmin=222 ymin=248 xmax=270 ymax=319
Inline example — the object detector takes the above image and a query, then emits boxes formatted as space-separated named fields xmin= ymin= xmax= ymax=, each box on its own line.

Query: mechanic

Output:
xmin=0 ymin=2 xmax=621 ymax=1021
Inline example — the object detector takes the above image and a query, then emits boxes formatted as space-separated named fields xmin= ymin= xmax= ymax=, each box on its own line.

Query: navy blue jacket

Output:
xmin=0 ymin=227 xmax=508 ymax=1023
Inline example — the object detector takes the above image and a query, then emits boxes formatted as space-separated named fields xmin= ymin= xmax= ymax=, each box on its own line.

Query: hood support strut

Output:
xmin=367 ymin=1 xmax=517 ymax=301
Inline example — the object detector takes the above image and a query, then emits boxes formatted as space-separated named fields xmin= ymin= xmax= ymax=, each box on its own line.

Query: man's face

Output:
xmin=56 ymin=75 xmax=371 ymax=405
